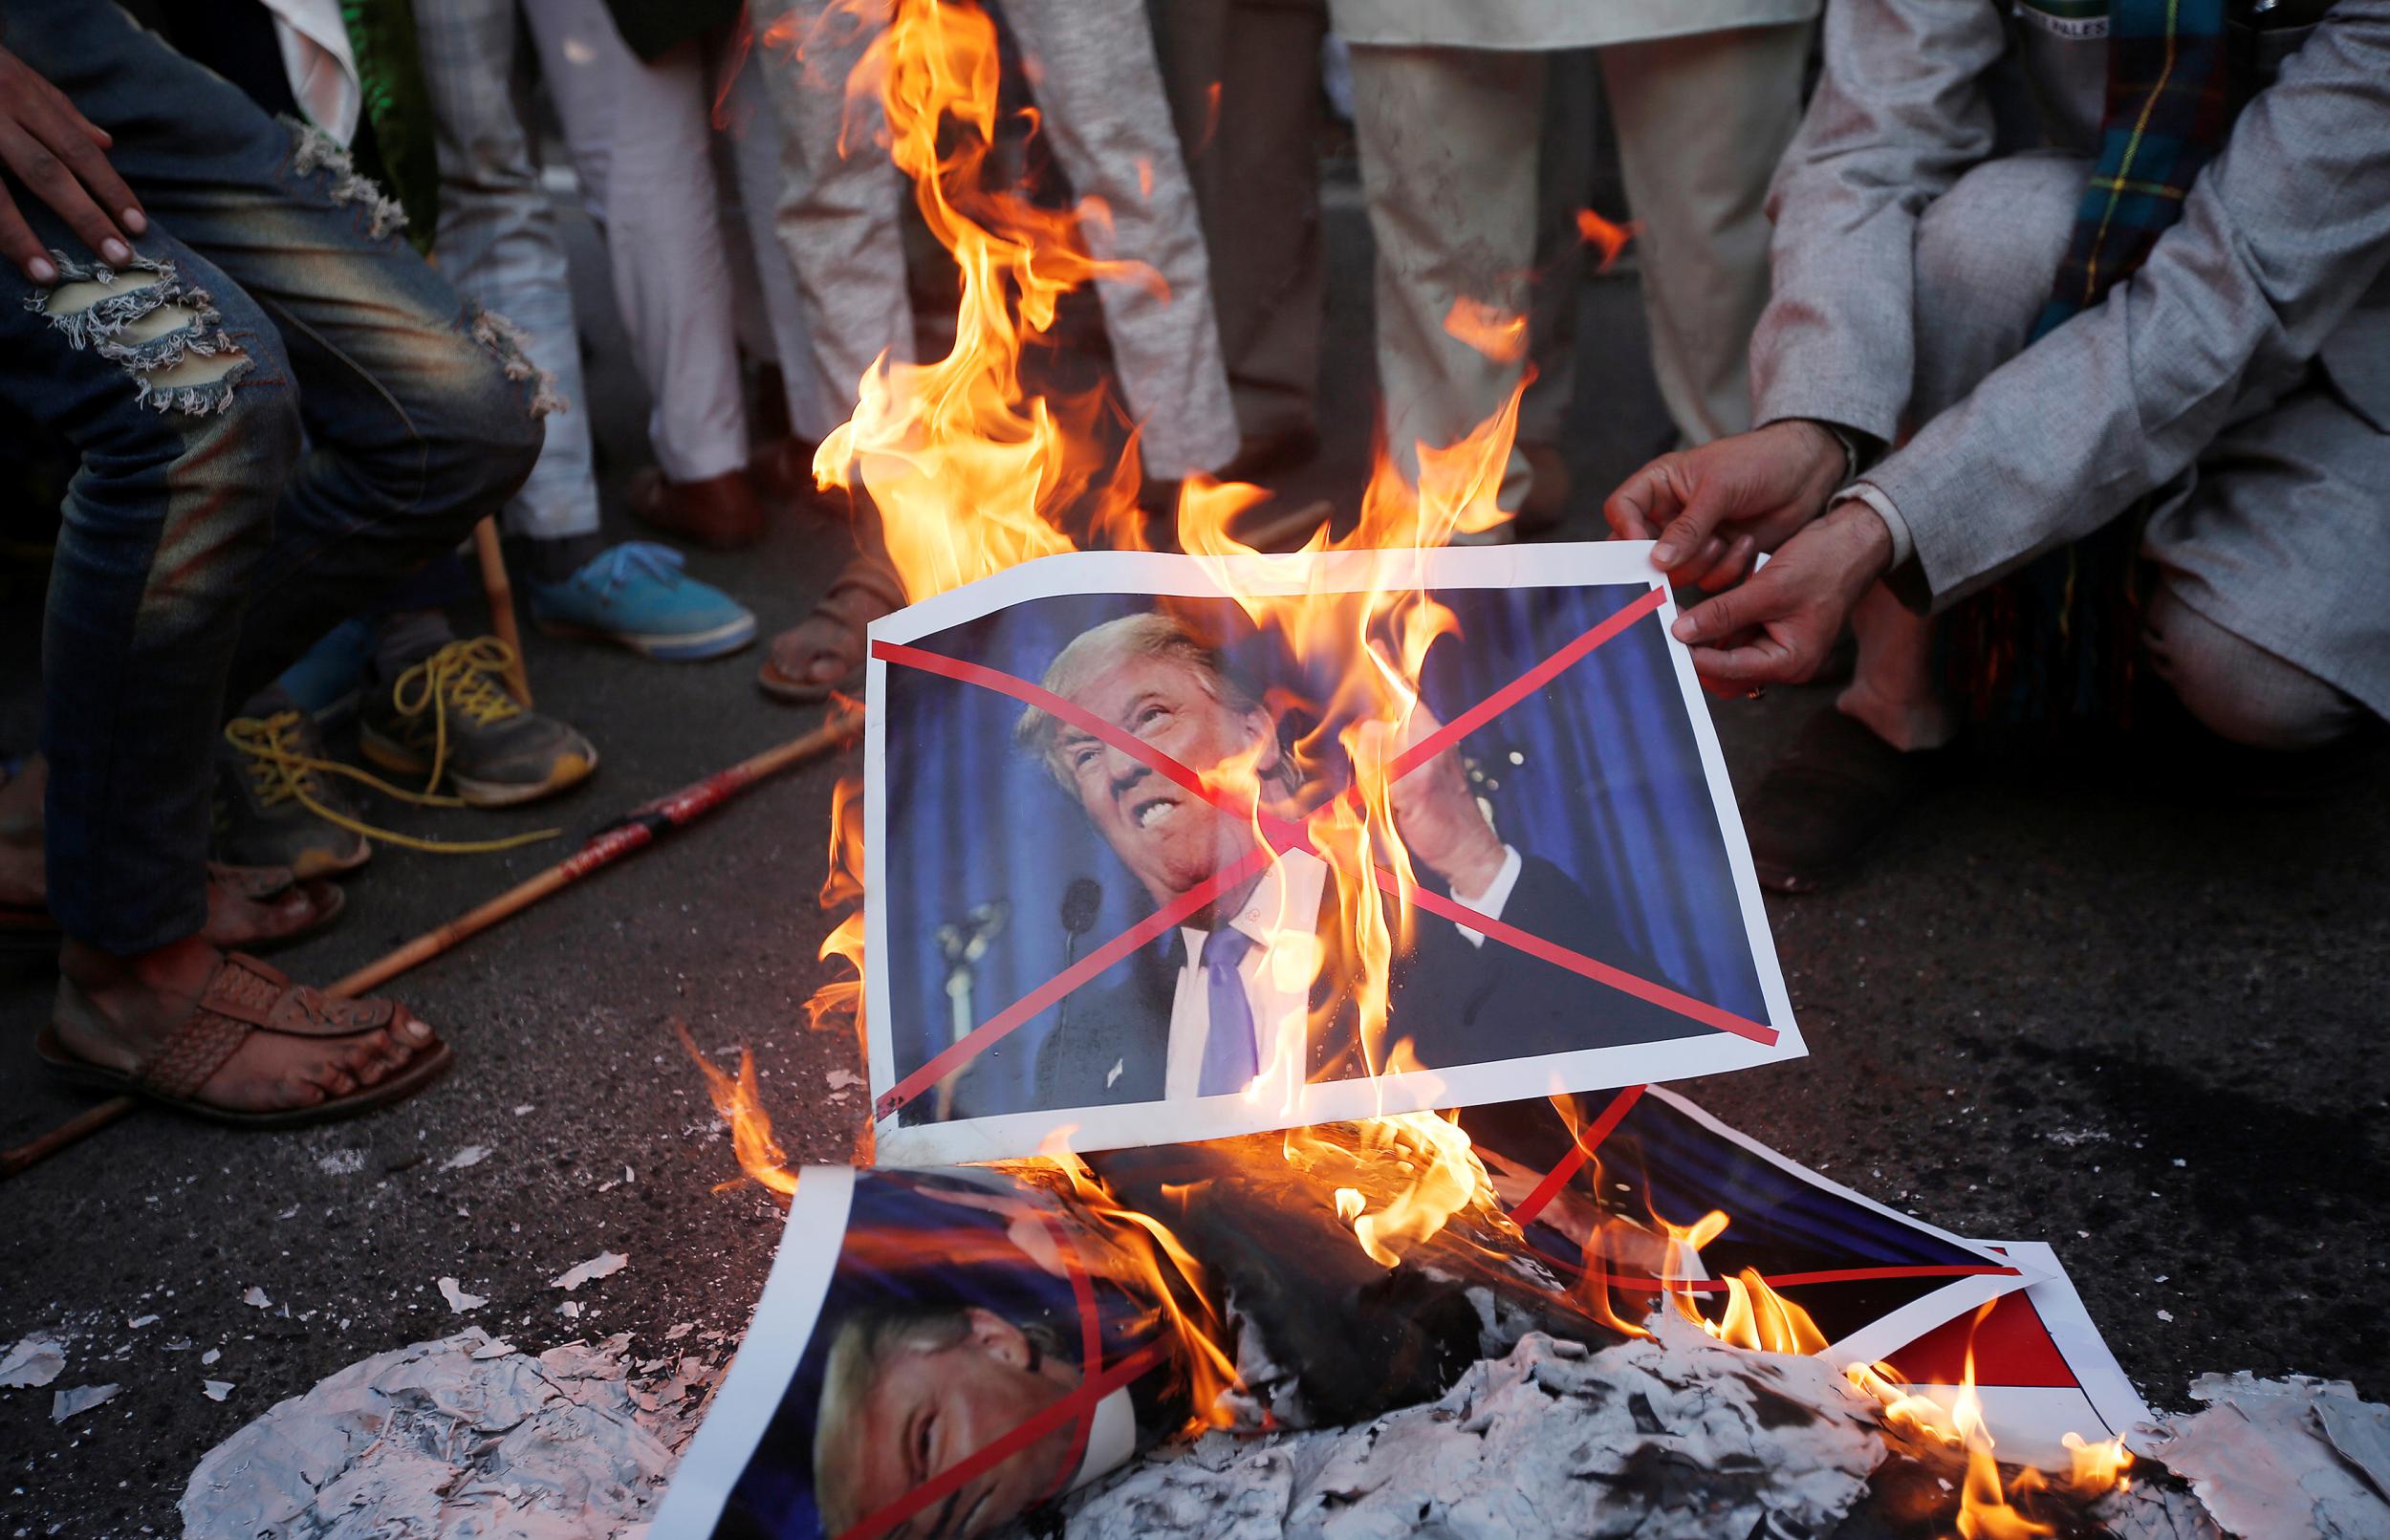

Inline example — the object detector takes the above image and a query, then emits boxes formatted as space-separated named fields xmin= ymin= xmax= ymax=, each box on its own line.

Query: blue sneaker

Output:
xmin=528 ymin=542 xmax=757 ymax=661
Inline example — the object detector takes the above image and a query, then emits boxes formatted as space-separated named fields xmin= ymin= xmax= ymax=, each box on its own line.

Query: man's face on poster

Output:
xmin=1052 ymin=654 xmax=1277 ymax=908
xmin=837 ymin=1307 xmax=1082 ymax=1539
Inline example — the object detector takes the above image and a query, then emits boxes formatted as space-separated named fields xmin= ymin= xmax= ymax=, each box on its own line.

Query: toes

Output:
xmin=352 ymin=1031 xmax=406 ymax=1085
xmin=280 ymin=1075 xmax=330 ymax=1110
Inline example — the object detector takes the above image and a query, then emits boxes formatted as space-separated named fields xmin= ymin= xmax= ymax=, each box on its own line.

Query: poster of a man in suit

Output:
xmin=860 ymin=546 xmax=1799 ymax=1166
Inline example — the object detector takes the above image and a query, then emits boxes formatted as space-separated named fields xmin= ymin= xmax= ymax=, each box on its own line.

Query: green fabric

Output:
xmin=339 ymin=0 xmax=441 ymax=252
xmin=601 ymin=0 xmax=745 ymax=62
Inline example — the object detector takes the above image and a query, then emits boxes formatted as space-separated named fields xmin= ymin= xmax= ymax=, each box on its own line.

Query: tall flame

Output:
xmin=1034 ymin=1130 xmax=1242 ymax=1430
xmin=756 ymin=0 xmax=1546 ymax=1288
xmin=780 ymin=0 xmax=1151 ymax=604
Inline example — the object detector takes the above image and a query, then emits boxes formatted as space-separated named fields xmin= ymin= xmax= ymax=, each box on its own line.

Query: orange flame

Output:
xmin=1444 ymin=296 xmax=1529 ymax=364
xmin=790 ymin=0 xmax=1153 ymax=605
xmin=805 ymin=771 xmax=868 ymax=1034
xmin=758 ymin=0 xmax=1560 ymax=1285
xmin=673 ymin=1021 xmax=801 ymax=1200
xmin=1845 ymin=1301 xmax=2133 ymax=1534
xmin=1327 ymin=1111 xmax=1487 ymax=1268
xmin=1574 ymin=206 xmax=1638 ymax=273
xmin=1033 ymin=1129 xmax=1242 ymax=1430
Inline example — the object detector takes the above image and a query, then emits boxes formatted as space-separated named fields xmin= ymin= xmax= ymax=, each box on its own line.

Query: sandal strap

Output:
xmin=135 ymin=953 xmax=396 ymax=1101
xmin=137 ymin=1008 xmax=251 ymax=1103
xmin=820 ymin=553 xmax=906 ymax=614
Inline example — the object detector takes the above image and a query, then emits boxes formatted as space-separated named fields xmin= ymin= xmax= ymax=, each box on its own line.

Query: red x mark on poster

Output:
xmin=871 ymin=583 xmax=1776 ymax=1121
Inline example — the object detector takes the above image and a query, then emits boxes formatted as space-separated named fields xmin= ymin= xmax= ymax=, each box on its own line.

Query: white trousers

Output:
xmin=527 ymin=0 xmax=832 ymax=483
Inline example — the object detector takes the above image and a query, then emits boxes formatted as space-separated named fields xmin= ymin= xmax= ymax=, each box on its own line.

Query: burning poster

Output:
xmin=862 ymin=541 xmax=1800 ymax=1165
xmin=1866 ymin=1240 xmax=2152 ymax=1471
xmin=1469 ymin=1087 xmax=2039 ymax=1367
xmin=655 ymin=1120 xmax=1615 ymax=1539
xmin=657 ymin=1098 xmax=2044 ymax=1539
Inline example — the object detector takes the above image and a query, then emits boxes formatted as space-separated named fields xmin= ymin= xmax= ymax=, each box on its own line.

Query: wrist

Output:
xmin=1819 ymin=499 xmax=1895 ymax=592
xmin=1765 ymin=419 xmax=1850 ymax=516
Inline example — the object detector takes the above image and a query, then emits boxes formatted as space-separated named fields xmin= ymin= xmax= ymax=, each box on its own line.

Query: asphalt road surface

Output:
xmin=3 ymin=190 xmax=2384 ymax=1540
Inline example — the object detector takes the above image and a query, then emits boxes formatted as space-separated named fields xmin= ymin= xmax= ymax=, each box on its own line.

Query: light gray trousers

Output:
xmin=746 ymin=0 xmax=1240 ymax=480
xmin=1348 ymin=23 xmax=1812 ymax=512
xmin=413 ymin=0 xmax=600 ymax=539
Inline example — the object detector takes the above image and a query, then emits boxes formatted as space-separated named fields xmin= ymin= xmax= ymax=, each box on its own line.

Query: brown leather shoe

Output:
xmin=628 ymin=467 xmax=764 ymax=550
xmin=748 ymin=435 xmax=827 ymax=507
xmin=1744 ymin=707 xmax=1959 ymax=893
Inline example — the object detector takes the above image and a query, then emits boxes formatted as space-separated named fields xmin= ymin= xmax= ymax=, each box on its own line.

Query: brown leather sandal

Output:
xmin=758 ymin=553 xmax=908 ymax=704
xmin=36 ymin=951 xmax=451 ymax=1129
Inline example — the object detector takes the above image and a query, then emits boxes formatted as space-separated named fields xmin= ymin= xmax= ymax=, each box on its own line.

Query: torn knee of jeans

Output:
xmin=281 ymin=115 xmax=411 ymax=241
xmin=22 ymin=248 xmax=253 ymax=416
xmin=467 ymin=305 xmax=565 ymax=419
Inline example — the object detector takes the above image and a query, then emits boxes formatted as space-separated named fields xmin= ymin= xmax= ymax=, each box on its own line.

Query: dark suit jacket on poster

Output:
xmin=1026 ymin=856 xmax=1705 ymax=1112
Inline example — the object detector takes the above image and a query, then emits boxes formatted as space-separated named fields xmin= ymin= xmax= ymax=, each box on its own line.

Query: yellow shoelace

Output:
xmin=224 ymin=702 xmax=557 ymax=857
xmin=388 ymin=637 xmax=530 ymax=794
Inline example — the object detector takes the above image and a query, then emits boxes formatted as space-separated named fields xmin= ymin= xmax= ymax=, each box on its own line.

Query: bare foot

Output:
xmin=759 ymin=555 xmax=905 ymax=702
xmin=204 ymin=866 xmax=344 ymax=949
xmin=54 ymin=936 xmax=439 ymax=1115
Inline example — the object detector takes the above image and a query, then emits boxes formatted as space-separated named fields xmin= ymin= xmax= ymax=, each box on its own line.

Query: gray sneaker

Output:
xmin=216 ymin=711 xmax=373 ymax=878
xmin=358 ymin=639 xmax=598 ymax=808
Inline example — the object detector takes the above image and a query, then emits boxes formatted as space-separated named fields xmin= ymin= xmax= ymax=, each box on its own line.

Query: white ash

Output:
xmin=179 ymin=1327 xmax=703 ymax=1540
xmin=52 ymin=1383 xmax=120 ymax=1421
xmin=2116 ymin=1373 xmax=2390 ymax=1540
xmin=0 ymin=1332 xmax=66 ymax=1388
xmin=552 ymin=1250 xmax=629 ymax=1291
xmin=2091 ymin=1483 xmax=2229 ymax=1540
xmin=1062 ymin=1318 xmax=1884 ymax=1540
xmin=438 ymin=1276 xmax=489 ymax=1313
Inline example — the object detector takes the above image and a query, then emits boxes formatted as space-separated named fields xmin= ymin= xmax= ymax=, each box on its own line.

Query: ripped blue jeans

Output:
xmin=0 ymin=2 xmax=548 ymax=955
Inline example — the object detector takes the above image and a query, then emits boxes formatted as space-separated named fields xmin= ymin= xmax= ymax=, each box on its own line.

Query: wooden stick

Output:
xmin=0 ymin=1098 xmax=133 ymax=1180
xmin=472 ymin=516 xmax=533 ymax=708
xmin=0 ymin=712 xmax=862 ymax=1181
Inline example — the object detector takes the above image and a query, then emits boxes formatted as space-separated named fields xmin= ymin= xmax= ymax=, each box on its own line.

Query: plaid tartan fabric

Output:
xmin=2034 ymin=0 xmax=2236 ymax=338
xmin=1945 ymin=0 xmax=2242 ymax=731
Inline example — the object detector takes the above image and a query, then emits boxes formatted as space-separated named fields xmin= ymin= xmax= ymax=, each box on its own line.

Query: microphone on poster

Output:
xmin=1056 ymin=878 xmax=1102 ymax=1038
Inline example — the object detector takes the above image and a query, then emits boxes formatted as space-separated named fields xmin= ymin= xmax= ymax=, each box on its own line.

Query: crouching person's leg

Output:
xmin=2144 ymin=585 xmax=2372 ymax=754
xmin=202 ymin=118 xmax=551 ymax=702
xmin=5 ymin=223 xmax=449 ymax=1123
xmin=2140 ymin=374 xmax=2390 ymax=770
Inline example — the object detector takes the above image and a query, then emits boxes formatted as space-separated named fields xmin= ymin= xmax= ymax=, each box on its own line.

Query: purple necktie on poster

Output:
xmin=1197 ymin=927 xmax=1258 ymax=1095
